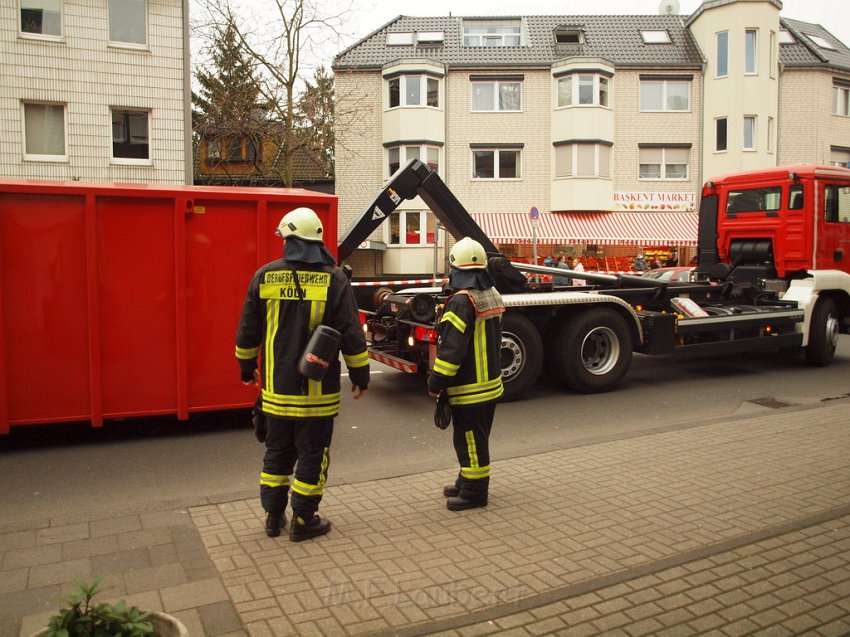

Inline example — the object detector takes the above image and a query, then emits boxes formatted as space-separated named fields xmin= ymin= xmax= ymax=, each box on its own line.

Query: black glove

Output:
xmin=239 ymin=359 xmax=257 ymax=383
xmin=434 ymin=392 xmax=451 ymax=430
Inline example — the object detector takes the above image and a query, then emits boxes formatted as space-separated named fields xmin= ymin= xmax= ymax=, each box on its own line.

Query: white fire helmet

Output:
xmin=449 ymin=237 xmax=488 ymax=270
xmin=275 ymin=207 xmax=323 ymax=243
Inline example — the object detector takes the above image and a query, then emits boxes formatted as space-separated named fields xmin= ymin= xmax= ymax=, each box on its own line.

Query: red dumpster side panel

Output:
xmin=97 ymin=196 xmax=178 ymax=416
xmin=0 ymin=180 xmax=338 ymax=433
xmin=1 ymin=194 xmax=92 ymax=425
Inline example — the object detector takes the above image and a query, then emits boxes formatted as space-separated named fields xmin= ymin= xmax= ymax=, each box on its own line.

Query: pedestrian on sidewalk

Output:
xmin=429 ymin=237 xmax=505 ymax=511
xmin=235 ymin=207 xmax=370 ymax=541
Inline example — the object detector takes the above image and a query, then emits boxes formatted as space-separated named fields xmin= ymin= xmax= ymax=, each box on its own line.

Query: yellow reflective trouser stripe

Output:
xmin=343 ymin=351 xmax=369 ymax=368
xmin=460 ymin=431 xmax=490 ymax=479
xmin=262 ymin=390 xmax=341 ymax=418
xmin=446 ymin=376 xmax=502 ymax=396
xmin=260 ymin=472 xmax=290 ymax=488
xmin=450 ymin=385 xmax=504 ymax=406
xmin=440 ymin=311 xmax=467 ymax=332
xmin=433 ymin=357 xmax=460 ymax=377
xmin=265 ymin=299 xmax=279 ymax=393
xmin=291 ymin=447 xmax=329 ymax=497
xmin=235 ymin=345 xmax=259 ymax=360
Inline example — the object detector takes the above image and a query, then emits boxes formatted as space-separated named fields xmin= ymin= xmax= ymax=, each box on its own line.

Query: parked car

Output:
xmin=641 ymin=266 xmax=695 ymax=282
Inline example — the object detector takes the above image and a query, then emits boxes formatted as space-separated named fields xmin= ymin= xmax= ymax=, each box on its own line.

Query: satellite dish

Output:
xmin=658 ymin=0 xmax=680 ymax=15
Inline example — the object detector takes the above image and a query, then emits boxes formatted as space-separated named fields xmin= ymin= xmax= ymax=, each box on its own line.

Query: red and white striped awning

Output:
xmin=469 ymin=211 xmax=698 ymax=247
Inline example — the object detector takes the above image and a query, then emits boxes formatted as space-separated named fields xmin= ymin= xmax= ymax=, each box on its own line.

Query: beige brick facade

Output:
xmin=778 ymin=69 xmax=850 ymax=165
xmin=0 ymin=0 xmax=188 ymax=184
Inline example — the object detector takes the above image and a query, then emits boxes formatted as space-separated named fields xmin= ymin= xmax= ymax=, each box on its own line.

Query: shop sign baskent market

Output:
xmin=614 ymin=191 xmax=697 ymax=212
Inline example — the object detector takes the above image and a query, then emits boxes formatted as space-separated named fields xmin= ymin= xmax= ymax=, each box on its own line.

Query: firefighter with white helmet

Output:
xmin=236 ymin=206 xmax=370 ymax=541
xmin=428 ymin=237 xmax=505 ymax=510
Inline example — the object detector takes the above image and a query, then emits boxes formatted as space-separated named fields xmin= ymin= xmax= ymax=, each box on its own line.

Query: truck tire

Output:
xmin=500 ymin=313 xmax=543 ymax=401
xmin=805 ymin=297 xmax=839 ymax=367
xmin=553 ymin=308 xmax=633 ymax=393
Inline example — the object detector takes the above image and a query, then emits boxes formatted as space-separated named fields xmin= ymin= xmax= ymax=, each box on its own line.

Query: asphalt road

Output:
xmin=2 ymin=336 xmax=849 ymax=522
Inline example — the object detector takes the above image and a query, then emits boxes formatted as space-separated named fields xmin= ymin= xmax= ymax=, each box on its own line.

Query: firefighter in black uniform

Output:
xmin=235 ymin=207 xmax=370 ymax=541
xmin=428 ymin=237 xmax=505 ymax=511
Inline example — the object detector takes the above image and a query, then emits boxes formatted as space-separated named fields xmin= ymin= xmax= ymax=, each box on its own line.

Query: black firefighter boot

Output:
xmin=446 ymin=478 xmax=488 ymax=511
xmin=443 ymin=475 xmax=461 ymax=498
xmin=290 ymin=513 xmax=332 ymax=542
xmin=264 ymin=512 xmax=286 ymax=538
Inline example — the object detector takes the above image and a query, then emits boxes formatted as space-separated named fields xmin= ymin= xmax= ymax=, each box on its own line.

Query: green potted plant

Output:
xmin=34 ymin=577 xmax=188 ymax=637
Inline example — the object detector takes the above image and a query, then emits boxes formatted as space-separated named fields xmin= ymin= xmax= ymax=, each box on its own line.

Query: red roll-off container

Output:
xmin=0 ymin=179 xmax=338 ymax=434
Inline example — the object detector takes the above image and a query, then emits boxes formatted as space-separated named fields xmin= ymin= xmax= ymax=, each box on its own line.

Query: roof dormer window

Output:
xmin=386 ymin=32 xmax=413 ymax=46
xmin=778 ymin=29 xmax=795 ymax=44
xmin=417 ymin=31 xmax=444 ymax=45
xmin=554 ymin=26 xmax=584 ymax=44
xmin=640 ymin=29 xmax=671 ymax=44
xmin=805 ymin=33 xmax=835 ymax=50
xmin=463 ymin=19 xmax=522 ymax=47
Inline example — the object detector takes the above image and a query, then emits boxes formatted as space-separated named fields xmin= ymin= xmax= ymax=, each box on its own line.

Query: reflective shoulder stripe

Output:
xmin=343 ymin=351 xmax=369 ymax=368
xmin=433 ymin=357 xmax=461 ymax=377
xmin=235 ymin=345 xmax=259 ymax=360
xmin=440 ymin=311 xmax=467 ymax=333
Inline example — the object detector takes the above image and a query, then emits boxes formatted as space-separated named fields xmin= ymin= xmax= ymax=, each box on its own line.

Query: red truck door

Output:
xmin=816 ymin=179 xmax=850 ymax=274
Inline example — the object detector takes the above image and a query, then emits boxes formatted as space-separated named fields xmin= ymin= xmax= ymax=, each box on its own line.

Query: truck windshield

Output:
xmin=725 ymin=186 xmax=782 ymax=213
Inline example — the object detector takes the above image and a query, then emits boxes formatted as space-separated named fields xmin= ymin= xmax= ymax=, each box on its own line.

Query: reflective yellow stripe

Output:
xmin=449 ymin=385 xmax=504 ymax=406
xmin=461 ymin=465 xmax=491 ymax=479
xmin=265 ymin=299 xmax=279 ymax=392
xmin=440 ymin=311 xmax=467 ymax=332
xmin=343 ymin=351 xmax=369 ymax=368
xmin=263 ymin=403 xmax=340 ymax=418
xmin=261 ymin=390 xmax=341 ymax=418
xmin=433 ymin=357 xmax=460 ymax=377
xmin=466 ymin=430 xmax=479 ymax=469
xmin=475 ymin=320 xmax=487 ymax=382
xmin=235 ymin=345 xmax=259 ymax=360
xmin=259 ymin=472 xmax=290 ymax=488
xmin=292 ymin=478 xmax=324 ymax=497
xmin=262 ymin=390 xmax=341 ymax=405
xmin=318 ymin=447 xmax=329 ymax=490
xmin=446 ymin=376 xmax=502 ymax=396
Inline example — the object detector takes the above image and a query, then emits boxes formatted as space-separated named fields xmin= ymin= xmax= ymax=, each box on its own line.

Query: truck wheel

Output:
xmin=553 ymin=308 xmax=633 ymax=393
xmin=805 ymin=297 xmax=839 ymax=367
xmin=500 ymin=313 xmax=543 ymax=401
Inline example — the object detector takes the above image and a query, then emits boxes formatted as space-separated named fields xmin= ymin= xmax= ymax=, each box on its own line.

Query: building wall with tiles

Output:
xmin=0 ymin=0 xmax=187 ymax=184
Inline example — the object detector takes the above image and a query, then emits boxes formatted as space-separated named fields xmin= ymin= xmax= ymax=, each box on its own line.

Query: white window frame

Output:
xmin=834 ymin=85 xmax=850 ymax=117
xmin=386 ymin=32 xmax=413 ymax=45
xmin=639 ymin=80 xmax=690 ymax=112
xmin=110 ymin=108 xmax=151 ymax=164
xmin=716 ymin=117 xmax=728 ymax=153
xmin=554 ymin=143 xmax=611 ymax=178
xmin=767 ymin=117 xmax=774 ymax=153
xmin=386 ymin=144 xmax=440 ymax=178
xmin=387 ymin=74 xmax=439 ymax=109
xmin=806 ymin=33 xmax=835 ymax=50
xmin=745 ymin=29 xmax=758 ymax=75
xmin=462 ymin=20 xmax=522 ymax=47
xmin=556 ymin=74 xmax=611 ymax=108
xmin=769 ymin=31 xmax=777 ymax=79
xmin=743 ymin=116 xmax=757 ymax=151
xmin=640 ymin=30 xmax=671 ymax=44
xmin=20 ymin=0 xmax=63 ymax=38
xmin=829 ymin=148 xmax=850 ymax=168
xmin=386 ymin=210 xmax=437 ymax=246
xmin=716 ymin=31 xmax=729 ymax=78
xmin=471 ymin=148 xmax=522 ymax=180
xmin=22 ymin=101 xmax=67 ymax=161
xmin=108 ymin=0 xmax=147 ymax=47
xmin=471 ymin=80 xmax=522 ymax=112
xmin=639 ymin=147 xmax=689 ymax=181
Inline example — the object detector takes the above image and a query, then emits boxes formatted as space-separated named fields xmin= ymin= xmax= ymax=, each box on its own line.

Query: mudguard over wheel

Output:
xmin=805 ymin=297 xmax=839 ymax=367
xmin=553 ymin=308 xmax=633 ymax=393
xmin=500 ymin=313 xmax=543 ymax=401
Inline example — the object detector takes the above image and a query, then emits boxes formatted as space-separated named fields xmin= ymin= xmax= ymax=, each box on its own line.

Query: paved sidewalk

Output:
xmin=2 ymin=400 xmax=850 ymax=636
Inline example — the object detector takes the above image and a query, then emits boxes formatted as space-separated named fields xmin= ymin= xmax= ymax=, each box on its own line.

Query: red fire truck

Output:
xmin=341 ymin=162 xmax=850 ymax=400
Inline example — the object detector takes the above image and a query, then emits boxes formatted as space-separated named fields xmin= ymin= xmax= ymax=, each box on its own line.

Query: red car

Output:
xmin=640 ymin=266 xmax=694 ymax=282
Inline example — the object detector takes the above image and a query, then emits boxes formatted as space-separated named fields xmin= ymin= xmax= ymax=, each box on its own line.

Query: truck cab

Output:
xmin=698 ymin=165 xmax=850 ymax=282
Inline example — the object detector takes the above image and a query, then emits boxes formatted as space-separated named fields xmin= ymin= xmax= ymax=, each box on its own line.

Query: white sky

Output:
xmin=344 ymin=0 xmax=850 ymax=55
